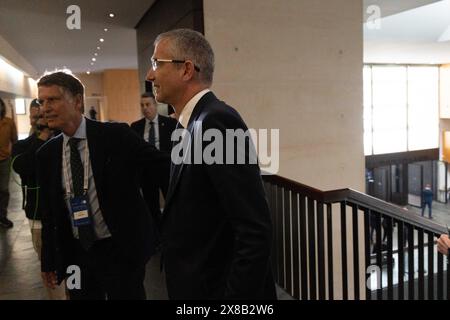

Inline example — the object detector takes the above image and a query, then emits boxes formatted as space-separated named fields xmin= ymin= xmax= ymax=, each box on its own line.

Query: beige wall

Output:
xmin=77 ymin=72 xmax=103 ymax=97
xmin=76 ymin=70 xmax=141 ymax=124
xmin=102 ymin=70 xmax=141 ymax=124
xmin=204 ymin=0 xmax=364 ymax=300
xmin=204 ymin=0 xmax=364 ymax=192
xmin=439 ymin=65 xmax=450 ymax=160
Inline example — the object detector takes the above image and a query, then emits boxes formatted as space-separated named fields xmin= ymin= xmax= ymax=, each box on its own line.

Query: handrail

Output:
xmin=262 ymin=173 xmax=446 ymax=235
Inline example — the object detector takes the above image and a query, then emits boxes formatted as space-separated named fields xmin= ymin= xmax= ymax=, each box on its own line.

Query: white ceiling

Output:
xmin=0 ymin=0 xmax=155 ymax=77
xmin=364 ymin=0 xmax=450 ymax=64
xmin=1 ymin=0 xmax=448 ymax=76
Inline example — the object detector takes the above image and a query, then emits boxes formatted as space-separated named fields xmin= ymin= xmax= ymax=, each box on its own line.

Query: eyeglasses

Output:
xmin=151 ymin=58 xmax=200 ymax=72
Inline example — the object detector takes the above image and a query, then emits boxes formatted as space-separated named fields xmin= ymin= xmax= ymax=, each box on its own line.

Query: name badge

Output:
xmin=70 ymin=195 xmax=91 ymax=227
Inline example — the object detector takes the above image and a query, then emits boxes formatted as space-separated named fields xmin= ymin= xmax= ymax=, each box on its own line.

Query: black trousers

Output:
xmin=67 ymin=238 xmax=147 ymax=300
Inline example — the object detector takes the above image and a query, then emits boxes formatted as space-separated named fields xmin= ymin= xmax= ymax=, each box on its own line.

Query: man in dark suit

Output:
xmin=146 ymin=29 xmax=276 ymax=300
xmin=36 ymin=71 xmax=168 ymax=300
xmin=131 ymin=93 xmax=176 ymax=228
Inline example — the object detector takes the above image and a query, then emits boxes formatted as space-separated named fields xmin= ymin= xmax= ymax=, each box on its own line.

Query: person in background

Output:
xmin=12 ymin=102 xmax=66 ymax=299
xmin=0 ymin=97 xmax=18 ymax=229
xmin=29 ymin=99 xmax=40 ymax=135
xmin=421 ymin=184 xmax=433 ymax=219
xmin=131 ymin=93 xmax=176 ymax=231
xmin=88 ymin=106 xmax=97 ymax=120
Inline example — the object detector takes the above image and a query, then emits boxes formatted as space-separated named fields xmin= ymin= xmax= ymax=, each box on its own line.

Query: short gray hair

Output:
xmin=155 ymin=29 xmax=214 ymax=85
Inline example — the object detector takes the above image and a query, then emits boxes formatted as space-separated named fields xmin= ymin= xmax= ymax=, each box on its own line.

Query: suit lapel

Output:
xmin=85 ymin=118 xmax=106 ymax=193
xmin=54 ymin=135 xmax=63 ymax=193
xmin=164 ymin=92 xmax=217 ymax=210
xmin=138 ymin=118 xmax=146 ymax=137
xmin=158 ymin=117 xmax=167 ymax=151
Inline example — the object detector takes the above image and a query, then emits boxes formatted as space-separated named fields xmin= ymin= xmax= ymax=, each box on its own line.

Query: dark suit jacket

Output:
xmin=162 ymin=92 xmax=276 ymax=300
xmin=130 ymin=115 xmax=177 ymax=153
xmin=36 ymin=118 xmax=169 ymax=281
xmin=12 ymin=133 xmax=46 ymax=220
xmin=131 ymin=115 xmax=177 ymax=228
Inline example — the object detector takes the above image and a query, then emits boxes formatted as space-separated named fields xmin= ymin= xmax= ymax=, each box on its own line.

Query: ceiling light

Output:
xmin=90 ymin=62 xmax=94 ymax=65
xmin=109 ymin=13 xmax=115 ymax=18
xmin=97 ymin=46 xmax=101 ymax=50
xmin=86 ymin=71 xmax=91 ymax=75
xmin=92 ymin=58 xmax=96 ymax=62
xmin=104 ymin=28 xmax=108 ymax=32
xmin=94 ymin=53 xmax=98 ymax=56
xmin=99 ymin=38 xmax=104 ymax=42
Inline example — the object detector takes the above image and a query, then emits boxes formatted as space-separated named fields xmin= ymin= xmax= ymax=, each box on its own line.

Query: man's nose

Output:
xmin=146 ymin=68 xmax=155 ymax=82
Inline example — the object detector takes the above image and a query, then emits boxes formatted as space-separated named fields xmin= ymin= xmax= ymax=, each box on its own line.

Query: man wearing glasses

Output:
xmin=146 ymin=29 xmax=276 ymax=300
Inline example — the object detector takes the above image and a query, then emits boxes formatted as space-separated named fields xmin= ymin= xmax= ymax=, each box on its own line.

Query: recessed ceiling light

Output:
xmin=97 ymin=46 xmax=101 ymax=50
xmin=109 ymin=13 xmax=115 ymax=18
xmin=90 ymin=62 xmax=94 ymax=65
xmin=104 ymin=28 xmax=108 ymax=32
xmin=92 ymin=58 xmax=96 ymax=62
xmin=86 ymin=71 xmax=91 ymax=75
xmin=99 ymin=38 xmax=104 ymax=42
xmin=94 ymin=53 xmax=98 ymax=56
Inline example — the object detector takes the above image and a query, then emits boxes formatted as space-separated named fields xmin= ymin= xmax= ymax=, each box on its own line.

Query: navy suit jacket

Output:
xmin=162 ymin=92 xmax=276 ymax=300
xmin=37 ymin=119 xmax=169 ymax=281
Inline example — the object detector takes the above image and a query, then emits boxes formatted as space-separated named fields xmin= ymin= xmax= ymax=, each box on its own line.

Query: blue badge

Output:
xmin=70 ymin=195 xmax=91 ymax=227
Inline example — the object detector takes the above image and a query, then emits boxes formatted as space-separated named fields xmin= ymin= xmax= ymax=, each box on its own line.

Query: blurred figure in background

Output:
xmin=0 ymin=97 xmax=18 ymax=229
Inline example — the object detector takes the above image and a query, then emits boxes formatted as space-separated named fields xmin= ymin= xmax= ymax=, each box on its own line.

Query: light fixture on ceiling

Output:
xmin=94 ymin=53 xmax=98 ymax=56
xmin=99 ymin=38 xmax=104 ymax=42
xmin=104 ymin=28 xmax=108 ymax=32
xmin=109 ymin=13 xmax=115 ymax=18
xmin=92 ymin=58 xmax=96 ymax=62
xmin=86 ymin=71 xmax=91 ymax=75
xmin=90 ymin=62 xmax=94 ymax=65
xmin=97 ymin=46 xmax=101 ymax=50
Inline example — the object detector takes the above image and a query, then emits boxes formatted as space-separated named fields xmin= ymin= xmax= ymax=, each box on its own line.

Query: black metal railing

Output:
xmin=262 ymin=174 xmax=448 ymax=300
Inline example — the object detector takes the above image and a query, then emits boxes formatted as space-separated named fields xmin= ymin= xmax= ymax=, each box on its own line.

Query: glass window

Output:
xmin=363 ymin=66 xmax=373 ymax=155
xmin=371 ymin=66 xmax=407 ymax=154
xmin=363 ymin=65 xmax=439 ymax=155
xmin=15 ymin=98 xmax=25 ymax=115
xmin=407 ymin=66 xmax=439 ymax=151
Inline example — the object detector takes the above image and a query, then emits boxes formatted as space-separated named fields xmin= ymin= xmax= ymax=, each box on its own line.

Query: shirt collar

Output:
xmin=178 ymin=89 xmax=210 ymax=129
xmin=147 ymin=114 xmax=158 ymax=124
xmin=63 ymin=116 xmax=86 ymax=145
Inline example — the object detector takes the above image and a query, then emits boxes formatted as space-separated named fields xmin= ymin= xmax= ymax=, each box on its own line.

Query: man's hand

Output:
xmin=41 ymin=271 xmax=58 ymax=289
xmin=437 ymin=234 xmax=450 ymax=256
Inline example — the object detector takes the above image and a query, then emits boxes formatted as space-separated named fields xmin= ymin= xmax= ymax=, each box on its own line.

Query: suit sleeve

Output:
xmin=12 ymin=137 xmax=46 ymax=178
xmin=36 ymin=147 xmax=56 ymax=272
xmin=202 ymin=110 xmax=274 ymax=299
xmin=115 ymin=123 xmax=171 ymax=186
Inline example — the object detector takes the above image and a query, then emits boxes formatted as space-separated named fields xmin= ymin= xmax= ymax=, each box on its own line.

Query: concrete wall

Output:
xmin=102 ymin=69 xmax=140 ymax=124
xmin=439 ymin=65 xmax=450 ymax=161
xmin=204 ymin=0 xmax=364 ymax=192
xmin=135 ymin=0 xmax=203 ymax=94
xmin=203 ymin=0 xmax=364 ymax=299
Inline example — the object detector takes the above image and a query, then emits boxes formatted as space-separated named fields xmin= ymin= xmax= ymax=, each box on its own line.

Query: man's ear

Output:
xmin=74 ymin=94 xmax=84 ymax=112
xmin=181 ymin=61 xmax=196 ymax=81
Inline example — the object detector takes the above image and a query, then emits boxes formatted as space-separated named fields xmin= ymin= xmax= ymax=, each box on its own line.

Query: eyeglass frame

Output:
xmin=151 ymin=58 xmax=200 ymax=72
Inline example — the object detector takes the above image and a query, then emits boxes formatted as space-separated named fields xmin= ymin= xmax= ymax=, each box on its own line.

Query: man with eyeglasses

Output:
xmin=146 ymin=28 xmax=276 ymax=300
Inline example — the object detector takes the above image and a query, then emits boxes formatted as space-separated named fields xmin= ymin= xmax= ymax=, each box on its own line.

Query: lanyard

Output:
xmin=62 ymin=139 xmax=89 ymax=199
